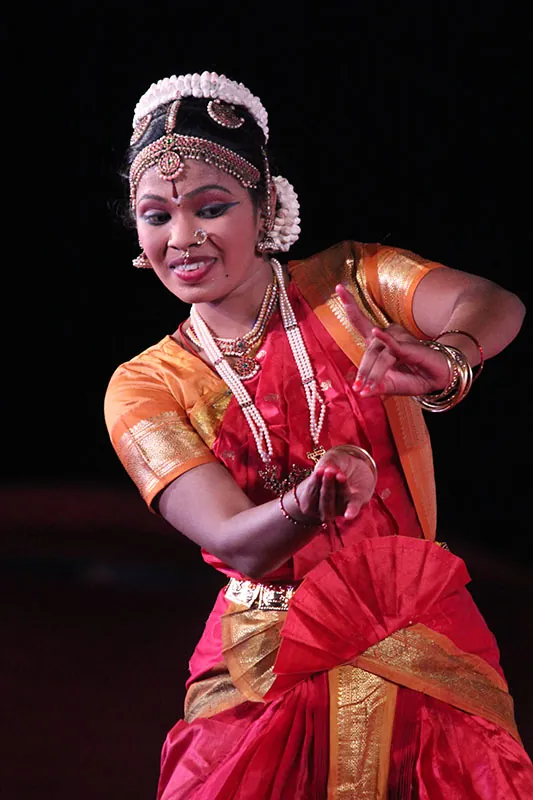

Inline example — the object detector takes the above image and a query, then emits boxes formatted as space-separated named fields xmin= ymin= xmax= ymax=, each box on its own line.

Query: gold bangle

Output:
xmin=414 ymin=342 xmax=473 ymax=412
xmin=436 ymin=329 xmax=484 ymax=382
xmin=332 ymin=444 xmax=378 ymax=488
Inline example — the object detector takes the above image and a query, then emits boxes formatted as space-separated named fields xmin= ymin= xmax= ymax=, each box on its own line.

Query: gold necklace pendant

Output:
xmin=306 ymin=446 xmax=326 ymax=465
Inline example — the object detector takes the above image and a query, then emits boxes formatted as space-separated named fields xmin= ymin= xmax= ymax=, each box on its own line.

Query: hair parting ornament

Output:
xmin=129 ymin=71 xmax=301 ymax=253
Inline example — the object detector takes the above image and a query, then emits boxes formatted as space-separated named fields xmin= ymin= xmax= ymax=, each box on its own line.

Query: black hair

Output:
xmin=119 ymin=97 xmax=271 ymax=227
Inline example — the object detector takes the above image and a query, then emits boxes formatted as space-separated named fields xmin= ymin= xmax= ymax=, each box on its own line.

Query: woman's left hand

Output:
xmin=336 ymin=284 xmax=450 ymax=397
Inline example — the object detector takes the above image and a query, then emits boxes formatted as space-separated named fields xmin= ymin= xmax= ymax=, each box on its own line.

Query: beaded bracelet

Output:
xmin=293 ymin=483 xmax=303 ymax=512
xmin=436 ymin=329 xmax=484 ymax=382
xmin=279 ymin=492 xmax=315 ymax=526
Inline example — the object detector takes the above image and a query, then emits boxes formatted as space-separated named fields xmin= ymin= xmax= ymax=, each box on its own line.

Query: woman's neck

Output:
xmin=192 ymin=257 xmax=285 ymax=339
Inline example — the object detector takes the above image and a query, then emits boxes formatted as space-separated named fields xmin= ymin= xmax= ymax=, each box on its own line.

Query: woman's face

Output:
xmin=135 ymin=160 xmax=267 ymax=306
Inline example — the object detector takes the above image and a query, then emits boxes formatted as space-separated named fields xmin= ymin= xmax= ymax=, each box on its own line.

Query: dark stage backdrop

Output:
xmin=3 ymin=4 xmax=532 ymax=797
xmin=11 ymin=2 xmax=530 ymax=560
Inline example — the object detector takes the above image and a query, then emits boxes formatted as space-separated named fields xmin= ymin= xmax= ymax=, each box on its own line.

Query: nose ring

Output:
xmin=193 ymin=228 xmax=208 ymax=246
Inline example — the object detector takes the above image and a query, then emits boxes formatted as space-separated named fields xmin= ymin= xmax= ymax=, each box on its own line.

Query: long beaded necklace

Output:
xmin=186 ymin=277 xmax=278 ymax=379
xmin=190 ymin=258 xmax=327 ymax=494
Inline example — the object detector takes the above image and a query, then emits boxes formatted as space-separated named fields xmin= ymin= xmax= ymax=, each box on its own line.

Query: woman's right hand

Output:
xmin=295 ymin=445 xmax=377 ymax=523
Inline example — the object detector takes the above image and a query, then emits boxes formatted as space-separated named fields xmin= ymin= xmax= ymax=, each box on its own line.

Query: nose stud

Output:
xmin=193 ymin=228 xmax=208 ymax=245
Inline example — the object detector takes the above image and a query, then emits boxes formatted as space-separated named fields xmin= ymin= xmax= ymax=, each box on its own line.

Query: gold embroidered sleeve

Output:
xmin=104 ymin=366 xmax=216 ymax=507
xmin=357 ymin=243 xmax=446 ymax=338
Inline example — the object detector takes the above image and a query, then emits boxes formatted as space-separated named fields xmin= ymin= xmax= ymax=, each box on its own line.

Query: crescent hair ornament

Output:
xmin=207 ymin=99 xmax=245 ymax=129
xmin=130 ymin=113 xmax=152 ymax=146
xmin=133 ymin=71 xmax=269 ymax=140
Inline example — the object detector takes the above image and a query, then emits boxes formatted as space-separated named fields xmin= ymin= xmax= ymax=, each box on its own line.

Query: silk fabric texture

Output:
xmin=104 ymin=242 xmax=533 ymax=798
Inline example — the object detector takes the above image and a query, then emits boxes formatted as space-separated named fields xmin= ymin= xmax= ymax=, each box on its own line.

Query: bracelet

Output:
xmin=292 ymin=483 xmax=303 ymax=513
xmin=331 ymin=444 xmax=378 ymax=488
xmin=279 ymin=492 xmax=315 ymax=526
xmin=436 ymin=329 xmax=484 ymax=382
xmin=419 ymin=340 xmax=460 ymax=400
xmin=414 ymin=341 xmax=473 ymax=412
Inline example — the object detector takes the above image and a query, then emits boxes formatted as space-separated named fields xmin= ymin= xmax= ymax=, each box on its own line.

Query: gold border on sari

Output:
xmin=184 ymin=661 xmax=247 ymax=722
xmin=221 ymin=602 xmax=286 ymax=702
xmin=327 ymin=665 xmax=397 ymax=799
xmin=289 ymin=241 xmax=438 ymax=541
xmin=354 ymin=623 xmax=520 ymax=743
xmin=116 ymin=409 xmax=216 ymax=504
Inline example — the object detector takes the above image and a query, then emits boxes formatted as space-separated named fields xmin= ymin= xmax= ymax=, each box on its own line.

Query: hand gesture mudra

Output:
xmin=336 ymin=284 xmax=450 ymax=397
xmin=296 ymin=445 xmax=377 ymax=522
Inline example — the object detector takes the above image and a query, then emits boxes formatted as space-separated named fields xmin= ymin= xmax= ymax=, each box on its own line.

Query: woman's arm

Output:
xmin=156 ymin=446 xmax=376 ymax=580
xmin=411 ymin=266 xmax=526 ymax=366
xmin=337 ymin=266 xmax=525 ymax=398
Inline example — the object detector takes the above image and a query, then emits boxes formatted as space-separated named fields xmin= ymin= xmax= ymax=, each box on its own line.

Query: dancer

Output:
xmin=105 ymin=71 xmax=532 ymax=798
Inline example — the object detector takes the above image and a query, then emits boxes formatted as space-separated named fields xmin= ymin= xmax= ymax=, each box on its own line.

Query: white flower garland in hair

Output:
xmin=270 ymin=176 xmax=301 ymax=252
xmin=133 ymin=71 xmax=269 ymax=141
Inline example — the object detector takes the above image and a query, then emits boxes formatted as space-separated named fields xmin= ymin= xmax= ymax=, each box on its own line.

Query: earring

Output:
xmin=132 ymin=250 xmax=152 ymax=269
xmin=256 ymin=233 xmax=278 ymax=254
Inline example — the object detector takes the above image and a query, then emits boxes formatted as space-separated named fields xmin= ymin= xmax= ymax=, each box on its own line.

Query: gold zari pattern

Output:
xmin=117 ymin=409 xmax=212 ymax=497
xmin=184 ymin=662 xmax=246 ymax=722
xmin=189 ymin=387 xmax=233 ymax=449
xmin=225 ymin=578 xmax=298 ymax=610
xmin=221 ymin=603 xmax=286 ymax=702
xmin=354 ymin=623 xmax=520 ymax=742
xmin=327 ymin=666 xmax=397 ymax=799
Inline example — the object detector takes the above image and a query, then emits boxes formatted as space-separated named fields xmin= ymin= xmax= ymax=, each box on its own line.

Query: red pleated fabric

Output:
xmin=157 ymin=672 xmax=329 ymax=800
xmin=267 ymin=536 xmax=500 ymax=696
xmin=387 ymin=689 xmax=533 ymax=799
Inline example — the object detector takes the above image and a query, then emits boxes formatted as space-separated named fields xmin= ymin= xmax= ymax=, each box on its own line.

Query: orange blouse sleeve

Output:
xmin=104 ymin=355 xmax=217 ymax=509
xmin=357 ymin=243 xmax=446 ymax=338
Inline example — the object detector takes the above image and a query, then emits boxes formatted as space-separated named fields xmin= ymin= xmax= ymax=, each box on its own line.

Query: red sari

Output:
xmin=105 ymin=242 xmax=533 ymax=798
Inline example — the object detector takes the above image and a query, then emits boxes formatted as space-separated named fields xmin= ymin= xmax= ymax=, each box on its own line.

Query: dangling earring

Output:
xmin=132 ymin=247 xmax=152 ymax=269
xmin=255 ymin=149 xmax=278 ymax=255
xmin=256 ymin=233 xmax=278 ymax=254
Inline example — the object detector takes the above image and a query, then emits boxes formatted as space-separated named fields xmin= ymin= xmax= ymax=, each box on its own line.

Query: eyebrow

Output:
xmin=138 ymin=193 xmax=169 ymax=204
xmin=185 ymin=184 xmax=234 ymax=199
xmin=138 ymin=184 xmax=234 ymax=206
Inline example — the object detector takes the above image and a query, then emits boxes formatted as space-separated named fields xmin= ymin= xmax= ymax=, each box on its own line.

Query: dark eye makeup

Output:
xmin=140 ymin=201 xmax=239 ymax=225
xmin=197 ymin=201 xmax=239 ymax=219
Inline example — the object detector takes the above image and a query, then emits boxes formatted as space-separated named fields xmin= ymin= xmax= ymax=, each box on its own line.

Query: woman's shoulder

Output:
xmin=107 ymin=335 xmax=203 ymax=387
xmin=288 ymin=239 xmax=445 ymax=334
xmin=104 ymin=334 xmax=224 ymax=428
xmin=288 ymin=239 xmax=440 ymax=278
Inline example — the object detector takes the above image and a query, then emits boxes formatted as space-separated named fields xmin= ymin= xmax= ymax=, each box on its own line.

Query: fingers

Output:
xmin=315 ymin=465 xmax=346 ymax=521
xmin=343 ymin=498 xmax=362 ymax=520
xmin=354 ymin=326 xmax=424 ymax=397
xmin=336 ymin=284 xmax=374 ymax=340
xmin=355 ymin=340 xmax=397 ymax=395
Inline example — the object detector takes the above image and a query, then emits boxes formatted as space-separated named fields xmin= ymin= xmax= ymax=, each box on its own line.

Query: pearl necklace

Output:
xmin=186 ymin=278 xmax=278 ymax=379
xmin=189 ymin=259 xmax=326 ymax=489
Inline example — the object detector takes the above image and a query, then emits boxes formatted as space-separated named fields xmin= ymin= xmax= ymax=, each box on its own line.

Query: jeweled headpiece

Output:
xmin=129 ymin=92 xmax=261 ymax=209
xmin=129 ymin=71 xmax=301 ymax=251
xmin=133 ymin=71 xmax=269 ymax=140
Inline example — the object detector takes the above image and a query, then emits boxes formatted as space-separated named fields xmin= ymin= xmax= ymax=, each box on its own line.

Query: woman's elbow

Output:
xmin=218 ymin=541 xmax=280 ymax=581
xmin=498 ymin=288 xmax=526 ymax=345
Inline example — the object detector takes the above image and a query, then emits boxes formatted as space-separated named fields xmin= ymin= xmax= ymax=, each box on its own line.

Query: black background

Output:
xmin=3 ymin=4 xmax=533 ymax=796
xmin=12 ymin=2 xmax=531 ymax=561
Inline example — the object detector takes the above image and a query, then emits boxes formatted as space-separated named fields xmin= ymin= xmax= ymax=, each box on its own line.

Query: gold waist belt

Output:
xmin=225 ymin=578 xmax=299 ymax=611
